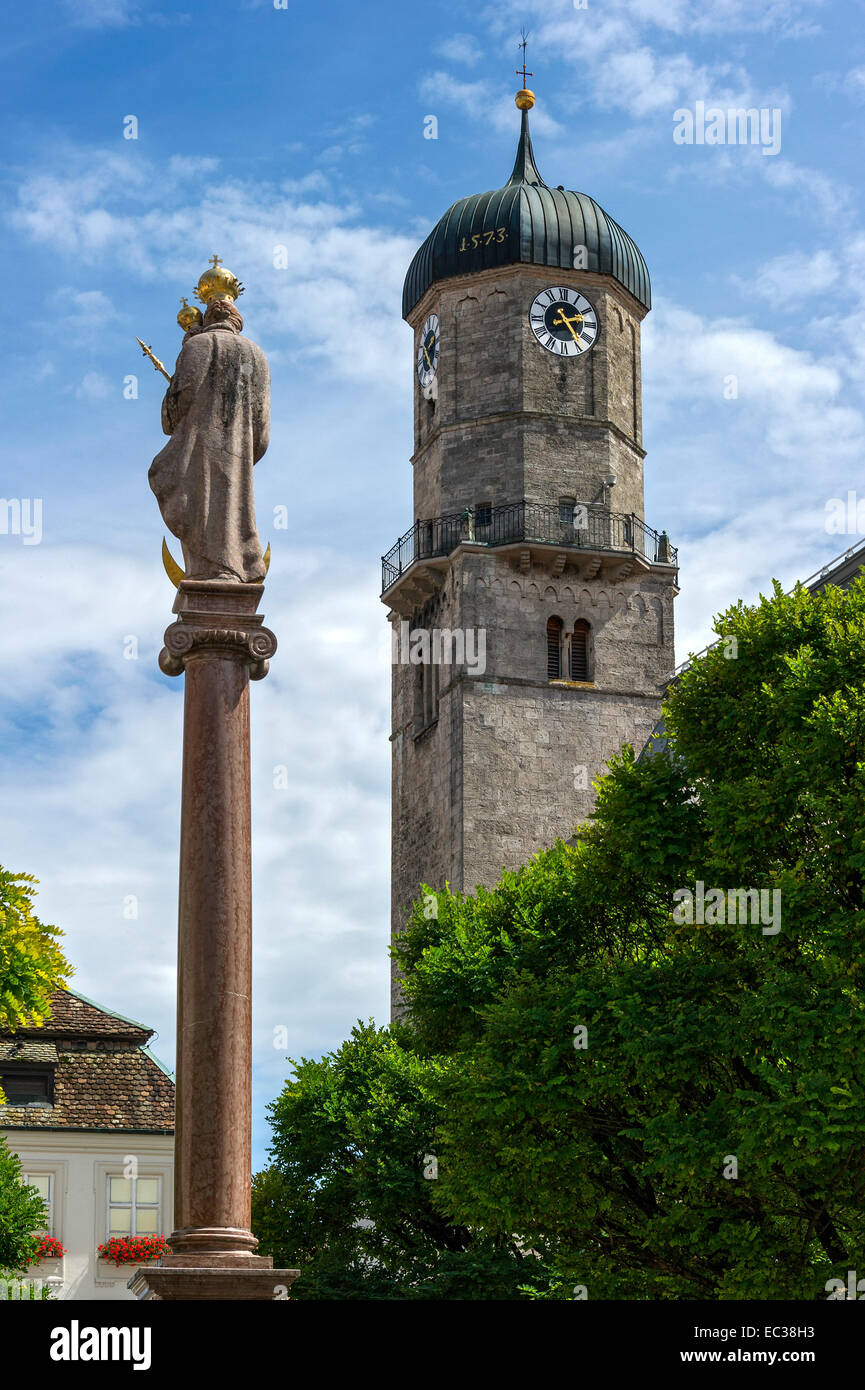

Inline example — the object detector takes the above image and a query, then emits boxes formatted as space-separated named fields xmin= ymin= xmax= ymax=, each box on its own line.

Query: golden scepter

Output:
xmin=136 ymin=296 xmax=207 ymax=384
xmin=136 ymin=337 xmax=170 ymax=382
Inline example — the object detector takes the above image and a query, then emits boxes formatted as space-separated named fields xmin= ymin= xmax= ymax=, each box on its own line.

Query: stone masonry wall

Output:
xmin=409 ymin=266 xmax=648 ymax=524
xmin=389 ymin=547 xmax=676 ymax=1013
xmin=391 ymin=259 xmax=669 ymax=1018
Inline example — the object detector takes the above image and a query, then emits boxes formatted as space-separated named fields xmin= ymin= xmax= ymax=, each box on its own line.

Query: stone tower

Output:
xmin=381 ymin=90 xmax=678 ymax=1014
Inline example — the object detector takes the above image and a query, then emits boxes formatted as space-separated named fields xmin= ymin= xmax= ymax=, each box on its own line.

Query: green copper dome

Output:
xmin=402 ymin=108 xmax=651 ymax=319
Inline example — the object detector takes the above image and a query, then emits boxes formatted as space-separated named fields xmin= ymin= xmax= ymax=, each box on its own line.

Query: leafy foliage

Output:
xmin=25 ymin=1235 xmax=65 ymax=1262
xmin=257 ymin=578 xmax=865 ymax=1299
xmin=253 ymin=1022 xmax=538 ymax=1298
xmin=0 ymin=868 xmax=70 ymax=1035
xmin=0 ymin=1137 xmax=47 ymax=1272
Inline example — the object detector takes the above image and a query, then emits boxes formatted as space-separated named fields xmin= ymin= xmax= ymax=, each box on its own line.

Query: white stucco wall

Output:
xmin=2 ymin=1129 xmax=173 ymax=1301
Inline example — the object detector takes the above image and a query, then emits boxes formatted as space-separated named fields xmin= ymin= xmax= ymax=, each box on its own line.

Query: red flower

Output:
xmin=97 ymin=1235 xmax=171 ymax=1266
xmin=25 ymin=1235 xmax=67 ymax=1265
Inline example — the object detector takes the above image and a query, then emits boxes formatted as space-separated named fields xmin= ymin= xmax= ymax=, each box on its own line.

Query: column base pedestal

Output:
xmin=127 ymin=1256 xmax=301 ymax=1301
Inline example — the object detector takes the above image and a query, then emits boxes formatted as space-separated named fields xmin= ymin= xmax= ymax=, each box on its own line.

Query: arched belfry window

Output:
xmin=546 ymin=616 xmax=563 ymax=680
xmin=570 ymin=620 xmax=591 ymax=681
xmin=415 ymin=657 xmax=439 ymax=733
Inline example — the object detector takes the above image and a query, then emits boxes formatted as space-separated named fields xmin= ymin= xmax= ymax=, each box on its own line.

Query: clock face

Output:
xmin=529 ymin=287 xmax=598 ymax=358
xmin=417 ymin=313 xmax=440 ymax=387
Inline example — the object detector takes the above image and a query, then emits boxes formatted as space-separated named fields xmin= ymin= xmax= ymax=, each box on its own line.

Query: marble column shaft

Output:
xmin=145 ymin=579 xmax=292 ymax=1292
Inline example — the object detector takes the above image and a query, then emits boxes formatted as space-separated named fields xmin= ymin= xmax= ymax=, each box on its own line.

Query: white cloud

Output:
xmin=166 ymin=155 xmax=220 ymax=178
xmin=641 ymin=292 xmax=865 ymax=660
xmin=760 ymin=160 xmax=852 ymax=225
xmin=8 ymin=146 xmax=416 ymax=393
xmin=843 ymin=66 xmax=865 ymax=100
xmin=746 ymin=249 xmax=840 ymax=305
xmin=75 ymin=371 xmax=112 ymax=399
xmin=815 ymin=65 xmax=865 ymax=102
xmin=492 ymin=0 xmax=824 ymax=40
xmin=419 ymin=72 xmax=562 ymax=137
xmin=0 ymin=544 xmax=392 ymax=1141
xmin=436 ymin=34 xmax=483 ymax=66
xmin=67 ymin=289 xmax=117 ymax=317
xmin=429 ymin=0 xmax=808 ymax=169
xmin=55 ymin=289 xmax=120 ymax=348
xmin=594 ymin=48 xmax=763 ymax=120
xmin=278 ymin=171 xmax=331 ymax=196
xmin=645 ymin=301 xmax=863 ymax=465
xmin=61 ymin=0 xmax=139 ymax=27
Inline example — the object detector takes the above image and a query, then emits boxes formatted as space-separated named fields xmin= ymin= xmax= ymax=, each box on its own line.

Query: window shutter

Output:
xmin=571 ymin=620 xmax=590 ymax=681
xmin=546 ymin=617 xmax=563 ymax=679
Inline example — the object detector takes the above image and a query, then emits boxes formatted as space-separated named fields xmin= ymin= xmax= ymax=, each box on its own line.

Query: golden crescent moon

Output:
xmin=161 ymin=538 xmax=184 ymax=587
xmin=161 ymin=539 xmax=271 ymax=587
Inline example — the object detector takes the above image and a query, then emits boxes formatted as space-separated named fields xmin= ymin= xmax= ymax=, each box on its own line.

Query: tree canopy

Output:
xmin=0 ymin=868 xmax=69 ymax=1034
xmin=0 ymin=1138 xmax=49 ymax=1274
xmin=253 ymin=1021 xmax=534 ymax=1298
xmin=254 ymin=578 xmax=865 ymax=1299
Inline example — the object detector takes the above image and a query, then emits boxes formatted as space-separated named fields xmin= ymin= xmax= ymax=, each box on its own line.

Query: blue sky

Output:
xmin=1 ymin=0 xmax=864 ymax=1167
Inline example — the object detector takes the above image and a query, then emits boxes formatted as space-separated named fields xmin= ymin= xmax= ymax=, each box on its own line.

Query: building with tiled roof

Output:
xmin=0 ymin=987 xmax=174 ymax=1301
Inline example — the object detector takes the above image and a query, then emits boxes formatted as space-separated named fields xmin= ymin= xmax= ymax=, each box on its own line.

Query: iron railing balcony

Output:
xmin=381 ymin=501 xmax=676 ymax=595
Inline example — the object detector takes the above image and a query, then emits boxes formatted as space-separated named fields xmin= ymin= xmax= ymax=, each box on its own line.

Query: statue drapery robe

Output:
xmin=149 ymin=322 xmax=270 ymax=583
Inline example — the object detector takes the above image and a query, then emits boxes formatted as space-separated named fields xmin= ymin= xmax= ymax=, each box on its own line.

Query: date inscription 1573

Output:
xmin=458 ymin=226 xmax=507 ymax=251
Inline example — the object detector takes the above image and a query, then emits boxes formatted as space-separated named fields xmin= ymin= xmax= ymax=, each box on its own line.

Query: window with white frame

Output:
xmin=20 ymin=1172 xmax=53 ymax=1235
xmin=106 ymin=1175 xmax=161 ymax=1238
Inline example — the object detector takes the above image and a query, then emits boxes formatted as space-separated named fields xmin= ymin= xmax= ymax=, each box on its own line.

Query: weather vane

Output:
xmin=516 ymin=30 xmax=533 ymax=88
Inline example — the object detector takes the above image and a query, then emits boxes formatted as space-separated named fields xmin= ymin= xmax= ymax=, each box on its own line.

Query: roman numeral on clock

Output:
xmin=530 ymin=286 xmax=597 ymax=359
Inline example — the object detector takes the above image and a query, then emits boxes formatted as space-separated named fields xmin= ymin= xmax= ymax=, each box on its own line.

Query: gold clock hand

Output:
xmin=551 ymin=308 xmax=584 ymax=343
xmin=422 ymin=339 xmax=433 ymax=369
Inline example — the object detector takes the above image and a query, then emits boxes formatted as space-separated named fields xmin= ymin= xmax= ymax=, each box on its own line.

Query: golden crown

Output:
xmin=177 ymin=296 xmax=203 ymax=332
xmin=193 ymin=254 xmax=245 ymax=306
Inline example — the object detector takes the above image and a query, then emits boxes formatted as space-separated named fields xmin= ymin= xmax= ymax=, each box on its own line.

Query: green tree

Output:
xmin=0 ymin=868 xmax=70 ymax=1034
xmin=253 ymin=1021 xmax=541 ymax=1298
xmin=258 ymin=577 xmax=865 ymax=1299
xmin=0 ymin=1137 xmax=47 ymax=1273
xmin=397 ymin=578 xmax=865 ymax=1298
xmin=0 ymin=867 xmax=68 ymax=1297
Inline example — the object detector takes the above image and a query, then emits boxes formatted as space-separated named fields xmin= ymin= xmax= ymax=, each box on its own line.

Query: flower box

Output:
xmin=25 ymin=1235 xmax=66 ymax=1264
xmin=97 ymin=1235 xmax=171 ymax=1266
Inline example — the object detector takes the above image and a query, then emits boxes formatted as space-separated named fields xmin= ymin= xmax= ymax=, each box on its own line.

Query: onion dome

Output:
xmin=402 ymin=95 xmax=650 ymax=319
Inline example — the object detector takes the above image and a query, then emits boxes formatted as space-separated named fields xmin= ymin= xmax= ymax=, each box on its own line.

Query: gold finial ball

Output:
xmin=193 ymin=255 xmax=245 ymax=307
xmin=515 ymin=88 xmax=535 ymax=110
xmin=177 ymin=297 xmax=203 ymax=332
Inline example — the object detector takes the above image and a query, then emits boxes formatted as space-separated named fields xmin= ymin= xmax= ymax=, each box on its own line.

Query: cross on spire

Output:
xmin=209 ymin=254 xmax=223 ymax=270
xmin=516 ymin=32 xmax=533 ymax=87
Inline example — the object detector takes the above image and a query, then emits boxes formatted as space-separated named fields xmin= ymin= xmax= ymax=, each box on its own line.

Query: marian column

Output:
xmin=130 ymin=259 xmax=298 ymax=1300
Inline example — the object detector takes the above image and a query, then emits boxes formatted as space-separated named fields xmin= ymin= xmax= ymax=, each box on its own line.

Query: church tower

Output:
xmin=381 ymin=85 xmax=678 ymax=1014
